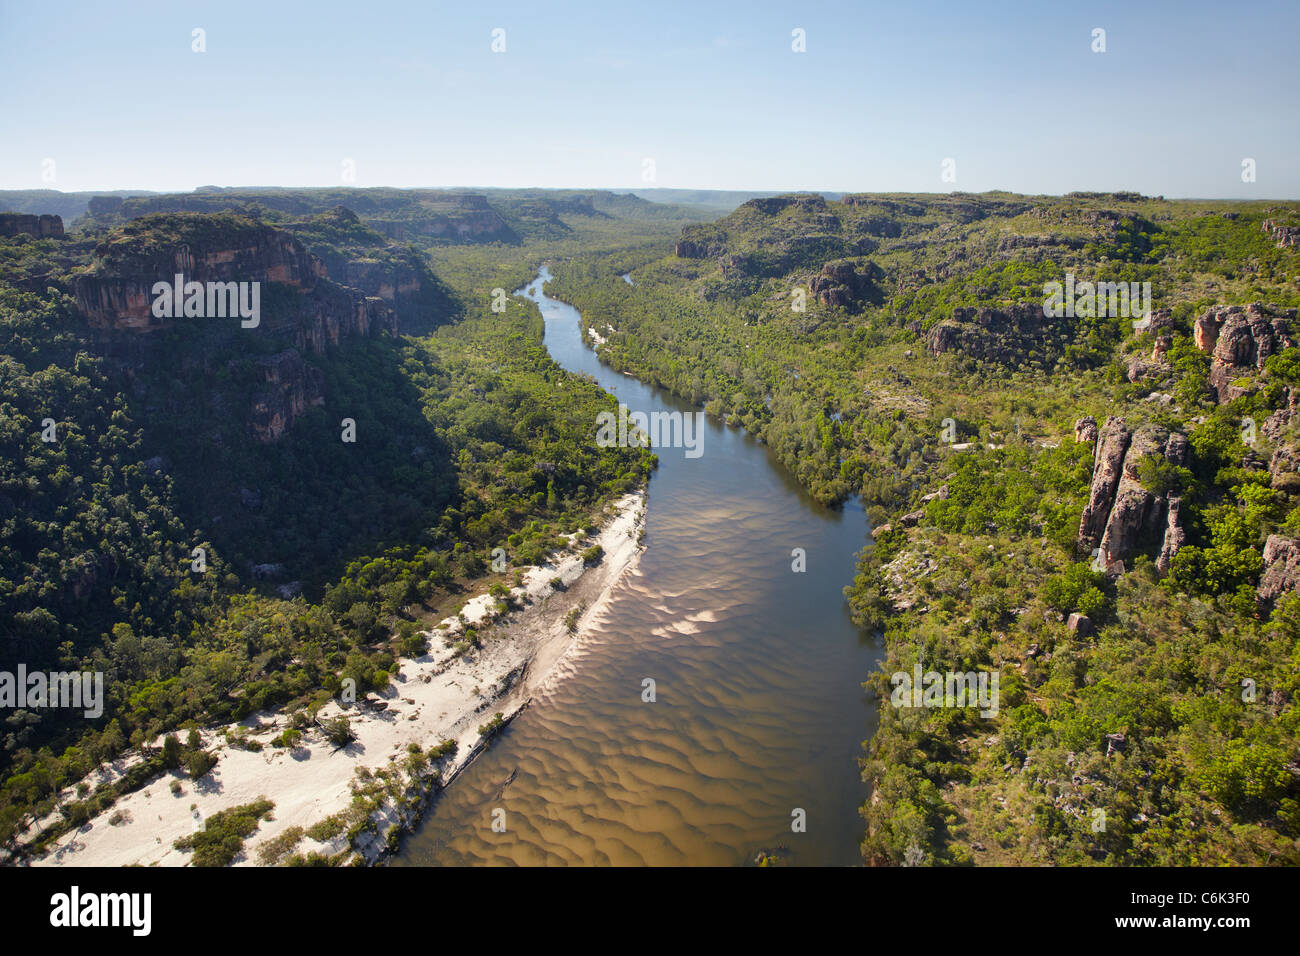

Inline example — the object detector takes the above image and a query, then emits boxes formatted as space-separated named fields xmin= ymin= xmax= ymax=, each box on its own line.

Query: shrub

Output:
xmin=321 ymin=716 xmax=354 ymax=748
xmin=173 ymin=798 xmax=274 ymax=867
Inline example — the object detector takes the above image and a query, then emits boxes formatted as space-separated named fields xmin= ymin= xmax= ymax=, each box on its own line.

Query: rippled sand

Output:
xmin=393 ymin=269 xmax=881 ymax=867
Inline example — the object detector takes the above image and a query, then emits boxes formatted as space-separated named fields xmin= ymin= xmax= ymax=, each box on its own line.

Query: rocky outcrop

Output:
xmin=1258 ymin=534 xmax=1300 ymax=606
xmin=808 ymin=259 xmax=883 ymax=309
xmin=0 ymin=212 xmax=64 ymax=239
xmin=1263 ymin=386 xmax=1300 ymax=492
xmin=1074 ymin=416 xmax=1098 ymax=443
xmin=924 ymin=304 xmax=1058 ymax=365
xmin=247 ymin=349 xmax=326 ymax=442
xmin=1262 ymin=219 xmax=1300 ymax=249
xmin=1078 ymin=417 xmax=1131 ymax=556
xmin=72 ymin=214 xmax=397 ymax=353
xmin=1156 ymin=495 xmax=1185 ymax=574
xmin=1078 ymin=417 xmax=1188 ymax=574
xmin=1127 ymin=356 xmax=1173 ymax=384
xmin=1151 ymin=333 xmax=1172 ymax=363
xmin=1193 ymin=303 xmax=1295 ymax=402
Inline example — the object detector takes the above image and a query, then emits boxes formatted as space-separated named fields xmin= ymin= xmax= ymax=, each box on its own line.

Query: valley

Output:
xmin=1 ymin=184 xmax=1298 ymax=868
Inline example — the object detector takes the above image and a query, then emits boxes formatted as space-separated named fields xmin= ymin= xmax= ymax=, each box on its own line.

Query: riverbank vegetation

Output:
xmin=547 ymin=191 xmax=1300 ymax=865
xmin=0 ymin=195 xmax=681 ymax=855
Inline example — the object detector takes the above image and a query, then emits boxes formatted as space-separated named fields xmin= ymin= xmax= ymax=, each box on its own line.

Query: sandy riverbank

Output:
xmin=27 ymin=491 xmax=646 ymax=867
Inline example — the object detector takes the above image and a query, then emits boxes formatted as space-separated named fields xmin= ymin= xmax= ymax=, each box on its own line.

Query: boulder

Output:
xmin=1066 ymin=613 xmax=1093 ymax=637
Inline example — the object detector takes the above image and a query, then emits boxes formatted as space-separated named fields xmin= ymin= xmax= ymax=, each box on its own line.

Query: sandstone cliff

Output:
xmin=0 ymin=212 xmax=64 ymax=239
xmin=72 ymin=213 xmax=399 ymax=442
xmin=1076 ymin=416 xmax=1188 ymax=574
xmin=246 ymin=349 xmax=327 ymax=443
xmin=1258 ymin=534 xmax=1300 ymax=607
xmin=925 ymin=304 xmax=1054 ymax=365
xmin=1192 ymin=302 xmax=1295 ymax=402
xmin=72 ymin=213 xmax=396 ymax=352
xmin=808 ymin=258 xmax=884 ymax=309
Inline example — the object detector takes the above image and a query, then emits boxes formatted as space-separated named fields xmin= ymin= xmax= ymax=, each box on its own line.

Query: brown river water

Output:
xmin=392 ymin=267 xmax=881 ymax=865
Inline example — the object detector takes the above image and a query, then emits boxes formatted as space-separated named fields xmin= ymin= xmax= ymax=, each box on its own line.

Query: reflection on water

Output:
xmin=393 ymin=266 xmax=881 ymax=866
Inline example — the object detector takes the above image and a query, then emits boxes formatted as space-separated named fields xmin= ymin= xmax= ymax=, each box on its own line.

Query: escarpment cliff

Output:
xmin=72 ymin=213 xmax=403 ymax=443
xmin=246 ymin=349 xmax=327 ymax=443
xmin=72 ymin=212 xmax=396 ymax=349
xmin=279 ymin=206 xmax=454 ymax=335
xmin=1076 ymin=417 xmax=1188 ymax=574
xmin=0 ymin=212 xmax=65 ymax=239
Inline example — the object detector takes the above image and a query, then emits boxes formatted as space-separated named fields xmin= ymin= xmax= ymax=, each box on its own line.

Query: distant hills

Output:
xmin=0 ymin=186 xmax=722 ymax=244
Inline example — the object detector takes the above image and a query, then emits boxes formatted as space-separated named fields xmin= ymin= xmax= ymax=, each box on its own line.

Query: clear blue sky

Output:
xmin=1 ymin=0 xmax=1296 ymax=197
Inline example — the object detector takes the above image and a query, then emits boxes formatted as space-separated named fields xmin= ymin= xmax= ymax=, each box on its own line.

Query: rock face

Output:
xmin=808 ymin=259 xmax=883 ymax=309
xmin=1193 ymin=303 xmax=1296 ymax=402
xmin=1074 ymin=416 xmax=1098 ymax=443
xmin=1156 ymin=496 xmax=1186 ymax=574
xmin=1262 ymin=219 xmax=1300 ymax=249
xmin=73 ymin=213 xmax=399 ymax=443
xmin=1077 ymin=417 xmax=1188 ymax=574
xmin=247 ymin=350 xmax=326 ymax=442
xmin=1078 ymin=417 xmax=1131 ymax=556
xmin=1258 ymin=535 xmax=1300 ymax=606
xmin=72 ymin=214 xmax=397 ymax=354
xmin=0 ymin=212 xmax=64 ymax=239
xmin=1263 ymin=386 xmax=1300 ymax=492
xmin=924 ymin=304 xmax=1056 ymax=365
xmin=1194 ymin=310 xmax=1221 ymax=352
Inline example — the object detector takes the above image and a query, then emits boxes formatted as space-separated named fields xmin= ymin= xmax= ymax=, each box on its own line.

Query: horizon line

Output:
xmin=1 ymin=185 xmax=1296 ymax=203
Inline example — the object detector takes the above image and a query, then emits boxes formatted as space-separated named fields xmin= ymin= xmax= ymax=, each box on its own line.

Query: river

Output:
xmin=393 ymin=266 xmax=881 ymax=865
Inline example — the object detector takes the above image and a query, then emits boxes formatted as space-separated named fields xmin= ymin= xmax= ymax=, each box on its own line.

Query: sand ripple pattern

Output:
xmin=394 ymin=270 xmax=880 ymax=866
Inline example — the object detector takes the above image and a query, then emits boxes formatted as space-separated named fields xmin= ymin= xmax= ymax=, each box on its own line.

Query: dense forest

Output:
xmin=547 ymin=191 xmax=1300 ymax=865
xmin=0 ymin=194 xmax=680 ymax=854
xmin=4 ymin=184 xmax=1299 ymax=867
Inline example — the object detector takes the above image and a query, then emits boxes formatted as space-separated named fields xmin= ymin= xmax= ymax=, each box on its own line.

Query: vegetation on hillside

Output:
xmin=0 ymin=196 xmax=679 ymax=854
xmin=548 ymin=191 xmax=1300 ymax=865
